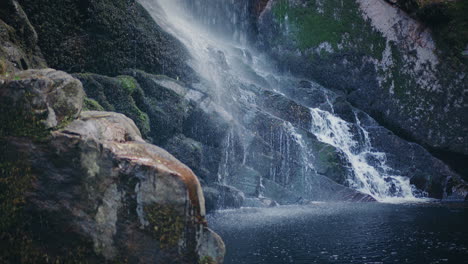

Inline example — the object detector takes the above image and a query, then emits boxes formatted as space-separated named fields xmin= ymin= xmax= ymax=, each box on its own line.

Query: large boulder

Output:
xmin=0 ymin=70 xmax=225 ymax=263
xmin=0 ymin=69 xmax=85 ymax=137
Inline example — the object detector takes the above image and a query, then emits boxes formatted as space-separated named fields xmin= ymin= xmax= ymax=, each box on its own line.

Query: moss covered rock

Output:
xmin=74 ymin=73 xmax=150 ymax=137
xmin=17 ymin=0 xmax=194 ymax=80
xmin=0 ymin=69 xmax=84 ymax=137
xmin=1 ymin=110 xmax=225 ymax=263
xmin=83 ymin=97 xmax=105 ymax=111
xmin=0 ymin=0 xmax=46 ymax=72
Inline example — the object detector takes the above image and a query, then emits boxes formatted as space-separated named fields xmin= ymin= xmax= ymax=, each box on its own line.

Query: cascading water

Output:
xmin=309 ymin=108 xmax=418 ymax=202
xmin=138 ymin=0 xmax=424 ymax=202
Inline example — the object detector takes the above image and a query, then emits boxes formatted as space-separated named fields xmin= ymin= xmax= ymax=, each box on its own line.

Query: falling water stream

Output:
xmin=135 ymin=1 xmax=468 ymax=263
xmin=139 ymin=0 xmax=421 ymax=202
xmin=309 ymin=108 xmax=417 ymax=202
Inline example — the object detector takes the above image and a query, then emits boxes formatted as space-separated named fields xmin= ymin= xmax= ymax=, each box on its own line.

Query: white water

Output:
xmin=139 ymin=0 xmax=422 ymax=202
xmin=309 ymin=108 xmax=418 ymax=202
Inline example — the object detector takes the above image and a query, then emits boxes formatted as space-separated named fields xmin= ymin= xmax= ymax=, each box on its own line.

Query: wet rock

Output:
xmin=444 ymin=179 xmax=468 ymax=201
xmin=244 ymin=197 xmax=280 ymax=208
xmin=74 ymin=73 xmax=151 ymax=138
xmin=314 ymin=145 xmax=350 ymax=185
xmin=257 ymin=0 xmax=467 ymax=172
xmin=197 ymin=228 xmax=226 ymax=264
xmin=0 ymin=68 xmax=84 ymax=136
xmin=227 ymin=166 xmax=263 ymax=197
xmin=5 ymin=110 xmax=226 ymax=263
xmin=0 ymin=71 xmax=225 ymax=263
xmin=204 ymin=184 xmax=245 ymax=211
xmin=366 ymin=125 xmax=461 ymax=199
xmin=259 ymin=89 xmax=312 ymax=128
xmin=203 ymin=186 xmax=222 ymax=213
xmin=164 ymin=134 xmax=204 ymax=178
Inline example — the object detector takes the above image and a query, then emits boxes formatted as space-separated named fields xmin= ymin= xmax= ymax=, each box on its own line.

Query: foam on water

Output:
xmin=309 ymin=108 xmax=418 ymax=201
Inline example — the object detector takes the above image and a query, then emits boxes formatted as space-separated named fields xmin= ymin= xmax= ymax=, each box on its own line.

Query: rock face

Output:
xmin=75 ymin=66 xmax=466 ymax=202
xmin=0 ymin=69 xmax=225 ymax=263
xmin=75 ymin=70 xmax=232 ymax=187
xmin=0 ymin=0 xmax=46 ymax=72
xmin=256 ymin=0 xmax=468 ymax=177
xmin=0 ymin=69 xmax=85 ymax=136
xmin=17 ymin=0 xmax=193 ymax=80
xmin=74 ymin=73 xmax=151 ymax=138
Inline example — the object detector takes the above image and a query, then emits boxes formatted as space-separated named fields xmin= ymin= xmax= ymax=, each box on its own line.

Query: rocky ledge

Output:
xmin=0 ymin=69 xmax=225 ymax=263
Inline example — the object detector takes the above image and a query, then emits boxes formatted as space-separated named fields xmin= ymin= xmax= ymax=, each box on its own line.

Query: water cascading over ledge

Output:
xmin=138 ymin=0 xmax=464 ymax=204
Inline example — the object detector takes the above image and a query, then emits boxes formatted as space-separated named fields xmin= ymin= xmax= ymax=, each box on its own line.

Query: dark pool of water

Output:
xmin=207 ymin=202 xmax=468 ymax=264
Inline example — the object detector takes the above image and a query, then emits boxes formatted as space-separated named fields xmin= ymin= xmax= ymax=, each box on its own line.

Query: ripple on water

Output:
xmin=207 ymin=202 xmax=468 ymax=264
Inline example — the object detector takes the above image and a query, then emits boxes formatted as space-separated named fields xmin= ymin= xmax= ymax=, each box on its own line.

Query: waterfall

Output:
xmin=138 ymin=0 xmax=424 ymax=202
xmin=309 ymin=108 xmax=417 ymax=201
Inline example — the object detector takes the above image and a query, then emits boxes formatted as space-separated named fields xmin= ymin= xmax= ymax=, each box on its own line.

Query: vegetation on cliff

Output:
xmin=391 ymin=0 xmax=468 ymax=63
xmin=18 ymin=0 xmax=193 ymax=80
xmin=272 ymin=0 xmax=386 ymax=58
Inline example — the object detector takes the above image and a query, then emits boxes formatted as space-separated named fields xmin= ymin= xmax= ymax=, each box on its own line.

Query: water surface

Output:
xmin=208 ymin=203 xmax=468 ymax=264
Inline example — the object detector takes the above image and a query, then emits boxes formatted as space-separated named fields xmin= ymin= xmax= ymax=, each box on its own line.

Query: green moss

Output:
xmin=118 ymin=75 xmax=138 ymax=94
xmin=76 ymin=74 xmax=151 ymax=137
xmin=272 ymin=0 xmax=289 ymax=20
xmin=0 ymin=141 xmax=40 ymax=263
xmin=0 ymin=140 xmax=105 ymax=263
xmin=144 ymin=203 xmax=184 ymax=249
xmin=271 ymin=0 xmax=386 ymax=59
xmin=83 ymin=97 xmax=105 ymax=111
xmin=18 ymin=0 xmax=191 ymax=80
xmin=0 ymin=58 xmax=6 ymax=75
xmin=390 ymin=44 xmax=407 ymax=98
xmin=422 ymin=1 xmax=468 ymax=64
xmin=378 ymin=41 xmax=418 ymax=100
xmin=0 ymin=147 xmax=32 ymax=232
xmin=0 ymin=97 xmax=50 ymax=140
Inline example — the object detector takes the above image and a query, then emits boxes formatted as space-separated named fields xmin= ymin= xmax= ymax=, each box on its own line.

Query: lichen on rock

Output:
xmin=144 ymin=203 xmax=185 ymax=249
xmin=0 ymin=68 xmax=84 ymax=138
xmin=0 ymin=69 xmax=225 ymax=263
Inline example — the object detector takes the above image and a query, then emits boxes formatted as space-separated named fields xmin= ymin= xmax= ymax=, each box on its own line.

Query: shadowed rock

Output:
xmin=0 ymin=69 xmax=225 ymax=264
xmin=0 ymin=68 xmax=84 ymax=136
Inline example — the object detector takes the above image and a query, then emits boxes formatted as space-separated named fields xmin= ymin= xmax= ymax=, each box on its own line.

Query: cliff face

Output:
xmin=17 ymin=0 xmax=194 ymax=81
xmin=0 ymin=69 xmax=225 ymax=263
xmin=256 ymin=0 xmax=467 ymax=177
xmin=0 ymin=0 xmax=46 ymax=72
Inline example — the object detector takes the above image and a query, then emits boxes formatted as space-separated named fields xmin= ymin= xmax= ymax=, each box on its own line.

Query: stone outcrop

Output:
xmin=0 ymin=69 xmax=225 ymax=263
xmin=17 ymin=0 xmax=194 ymax=81
xmin=0 ymin=0 xmax=46 ymax=72
xmin=0 ymin=69 xmax=85 ymax=136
